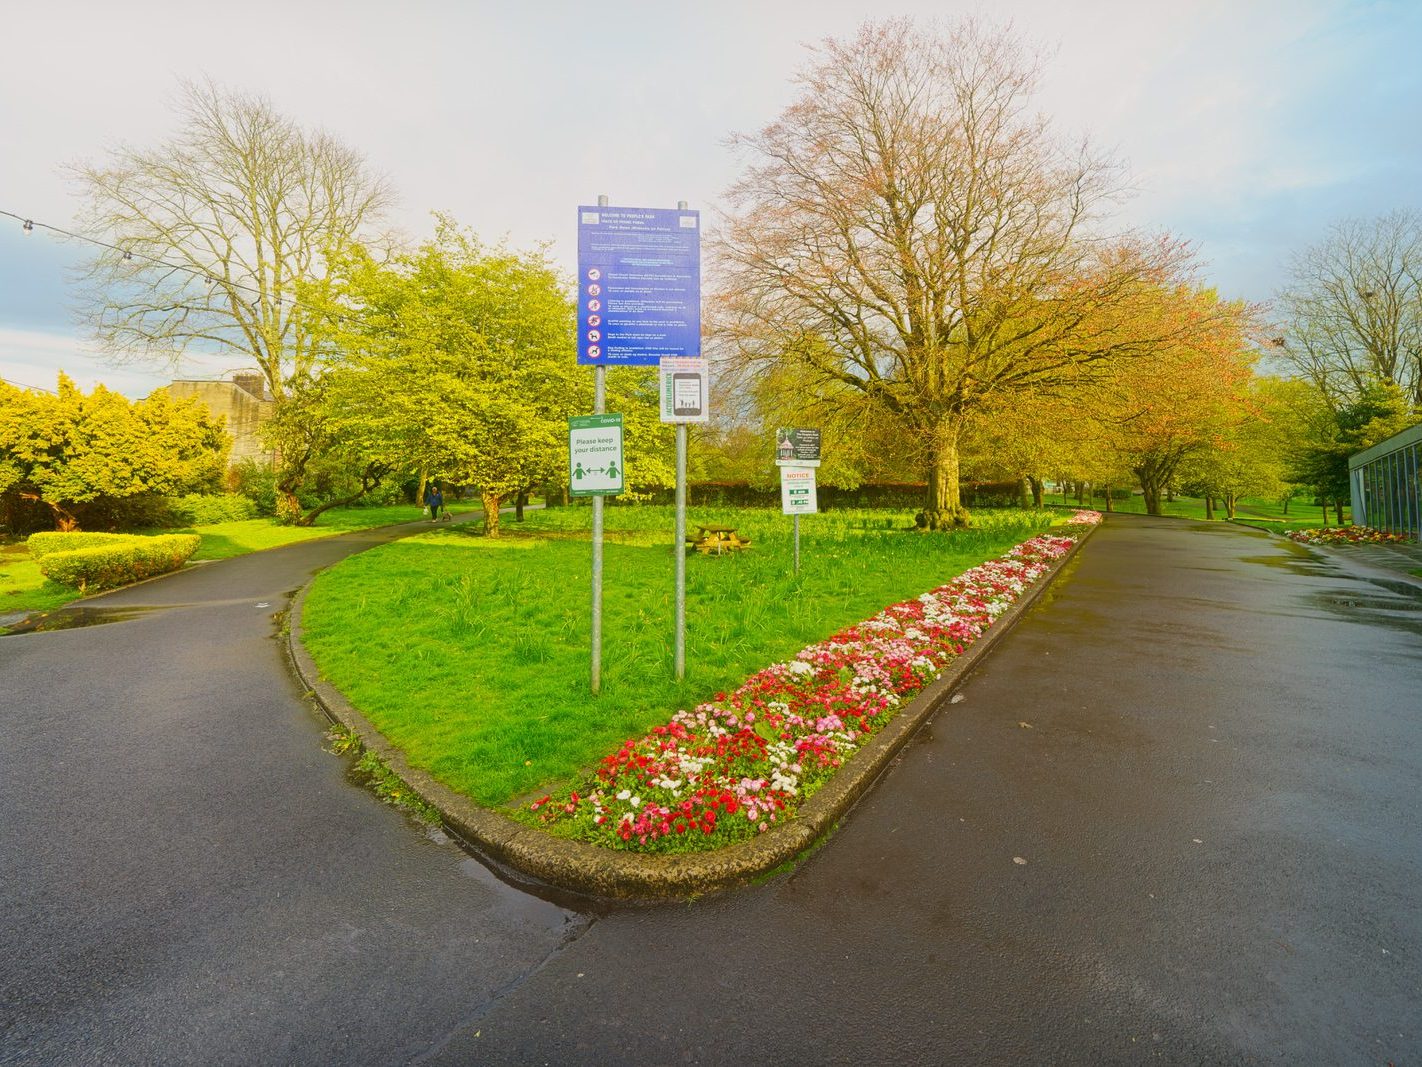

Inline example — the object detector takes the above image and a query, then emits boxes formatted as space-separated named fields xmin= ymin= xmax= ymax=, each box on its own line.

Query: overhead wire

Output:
xmin=0 ymin=207 xmax=368 ymax=329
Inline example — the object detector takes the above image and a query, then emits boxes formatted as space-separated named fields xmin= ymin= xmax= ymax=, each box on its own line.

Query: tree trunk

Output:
xmin=482 ymin=491 xmax=503 ymax=537
xmin=1334 ymin=498 xmax=1345 ymax=525
xmin=36 ymin=496 xmax=80 ymax=531
xmin=1018 ymin=476 xmax=1032 ymax=509
xmin=916 ymin=427 xmax=969 ymax=529
xmin=415 ymin=467 xmax=428 ymax=511
xmin=1134 ymin=461 xmax=1167 ymax=516
xmin=1076 ymin=481 xmax=1087 ymax=506
xmin=295 ymin=464 xmax=390 ymax=526
xmin=1204 ymin=496 xmax=1215 ymax=521
xmin=1166 ymin=484 xmax=1175 ymax=503
xmin=1282 ymin=495 xmax=1290 ymax=516
xmin=1102 ymin=484 xmax=1114 ymax=513
xmin=1028 ymin=476 xmax=1044 ymax=509
xmin=1224 ymin=493 xmax=1237 ymax=519
xmin=515 ymin=489 xmax=528 ymax=522
xmin=276 ymin=488 xmax=304 ymax=525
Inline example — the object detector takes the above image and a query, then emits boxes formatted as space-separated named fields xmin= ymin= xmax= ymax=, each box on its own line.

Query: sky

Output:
xmin=2 ymin=0 xmax=1420 ymax=398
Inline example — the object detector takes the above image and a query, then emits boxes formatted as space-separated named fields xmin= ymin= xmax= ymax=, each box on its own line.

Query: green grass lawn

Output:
xmin=0 ymin=544 xmax=80 ymax=614
xmin=0 ymin=501 xmax=483 ymax=616
xmin=170 ymin=501 xmax=484 ymax=560
xmin=1051 ymin=490 xmax=1349 ymax=530
xmin=299 ymin=505 xmax=1064 ymax=809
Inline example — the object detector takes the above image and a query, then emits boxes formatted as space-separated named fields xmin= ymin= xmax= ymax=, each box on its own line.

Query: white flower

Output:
xmin=616 ymin=789 xmax=631 ymax=801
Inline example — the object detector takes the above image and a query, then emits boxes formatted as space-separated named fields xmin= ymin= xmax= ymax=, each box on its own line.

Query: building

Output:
xmin=166 ymin=373 xmax=276 ymax=467
xmin=1349 ymin=421 xmax=1422 ymax=541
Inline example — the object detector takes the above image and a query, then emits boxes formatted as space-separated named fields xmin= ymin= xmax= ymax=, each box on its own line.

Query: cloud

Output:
xmin=0 ymin=327 xmax=233 ymax=400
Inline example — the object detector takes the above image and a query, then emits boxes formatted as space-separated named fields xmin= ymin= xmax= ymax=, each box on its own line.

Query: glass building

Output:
xmin=1349 ymin=422 xmax=1422 ymax=540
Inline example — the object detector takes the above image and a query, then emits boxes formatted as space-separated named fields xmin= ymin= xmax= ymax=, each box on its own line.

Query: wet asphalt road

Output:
xmin=3 ymin=514 xmax=1420 ymax=1065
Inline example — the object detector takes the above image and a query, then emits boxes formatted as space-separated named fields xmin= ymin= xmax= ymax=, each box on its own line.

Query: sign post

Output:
xmin=776 ymin=429 xmax=821 ymax=576
xmin=659 ymin=351 xmax=708 ymax=681
xmin=578 ymin=198 xmax=701 ymax=683
xmin=569 ymin=407 xmax=624 ymax=694
xmin=780 ymin=465 xmax=818 ymax=574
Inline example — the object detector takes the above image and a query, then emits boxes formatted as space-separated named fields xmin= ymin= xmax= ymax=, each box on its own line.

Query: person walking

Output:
xmin=424 ymin=483 xmax=444 ymax=523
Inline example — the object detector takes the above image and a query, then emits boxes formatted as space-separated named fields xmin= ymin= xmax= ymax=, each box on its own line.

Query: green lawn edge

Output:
xmin=288 ymin=517 xmax=1098 ymax=901
xmin=1 ymin=502 xmax=483 ymax=617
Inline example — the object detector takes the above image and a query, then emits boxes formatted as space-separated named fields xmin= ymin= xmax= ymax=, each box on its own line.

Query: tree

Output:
xmin=962 ymin=389 xmax=1099 ymax=508
xmin=0 ymin=375 xmax=227 ymax=532
xmin=258 ymin=376 xmax=394 ymax=526
xmin=313 ymin=221 xmax=603 ymax=536
xmin=1274 ymin=210 xmax=1422 ymax=407
xmin=1290 ymin=381 xmax=1414 ymax=525
xmin=715 ymin=17 xmax=1214 ymax=527
xmin=1096 ymin=288 xmax=1258 ymax=515
xmin=70 ymin=79 xmax=393 ymax=450
xmin=1179 ymin=376 xmax=1305 ymax=519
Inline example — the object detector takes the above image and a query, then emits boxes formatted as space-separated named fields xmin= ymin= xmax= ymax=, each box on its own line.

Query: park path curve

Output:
xmin=3 ymin=512 xmax=1420 ymax=1065
xmin=1 ymin=514 xmax=585 ymax=1067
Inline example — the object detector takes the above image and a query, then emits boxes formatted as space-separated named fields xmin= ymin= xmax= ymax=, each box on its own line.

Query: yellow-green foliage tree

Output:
xmin=0 ymin=375 xmax=228 ymax=532
xmin=1097 ymin=288 xmax=1260 ymax=515
xmin=1178 ymin=376 xmax=1306 ymax=518
xmin=311 ymin=219 xmax=672 ymax=535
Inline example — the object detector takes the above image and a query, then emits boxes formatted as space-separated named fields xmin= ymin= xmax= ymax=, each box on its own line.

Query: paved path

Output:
xmin=1 ymin=516 xmax=583 ymax=1067
xmin=3 ymin=514 xmax=1419 ymax=1064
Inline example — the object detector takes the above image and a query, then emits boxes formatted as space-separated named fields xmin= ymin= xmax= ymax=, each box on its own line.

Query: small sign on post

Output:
xmin=659 ymin=356 xmax=709 ymax=423
xmin=780 ymin=465 xmax=817 ymax=576
xmin=569 ymin=414 xmax=625 ymax=497
xmin=775 ymin=428 xmax=822 ymax=467
xmin=780 ymin=465 xmax=818 ymax=514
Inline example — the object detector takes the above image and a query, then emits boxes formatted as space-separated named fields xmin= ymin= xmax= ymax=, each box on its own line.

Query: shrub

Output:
xmin=36 ymin=534 xmax=201 ymax=591
xmin=26 ymin=531 xmax=138 ymax=559
xmin=959 ymin=480 xmax=1027 ymax=507
xmin=170 ymin=493 xmax=258 ymax=525
xmin=227 ymin=460 xmax=279 ymax=516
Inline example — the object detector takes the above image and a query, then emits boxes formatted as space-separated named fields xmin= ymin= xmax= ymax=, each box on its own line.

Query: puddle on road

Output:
xmin=1310 ymin=587 xmax=1422 ymax=638
xmin=2 ymin=606 xmax=162 ymax=635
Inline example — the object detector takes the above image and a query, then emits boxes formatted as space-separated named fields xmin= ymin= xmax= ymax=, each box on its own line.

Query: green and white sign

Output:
xmin=569 ymin=413 xmax=625 ymax=497
xmin=780 ymin=465 xmax=818 ymax=515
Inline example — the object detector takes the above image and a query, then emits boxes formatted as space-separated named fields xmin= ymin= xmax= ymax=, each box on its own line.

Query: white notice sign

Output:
xmin=780 ymin=465 xmax=818 ymax=515
xmin=659 ymin=356 xmax=709 ymax=423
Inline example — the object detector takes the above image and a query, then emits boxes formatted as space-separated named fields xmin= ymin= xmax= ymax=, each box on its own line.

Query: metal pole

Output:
xmin=794 ymin=513 xmax=800 ymax=575
xmin=675 ymin=422 xmax=687 ymax=679
xmin=591 ymin=193 xmax=608 ymax=695
xmin=674 ymin=199 xmax=689 ymax=682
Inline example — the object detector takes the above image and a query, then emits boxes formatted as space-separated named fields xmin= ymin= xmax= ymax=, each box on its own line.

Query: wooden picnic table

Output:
xmin=686 ymin=524 xmax=752 ymax=554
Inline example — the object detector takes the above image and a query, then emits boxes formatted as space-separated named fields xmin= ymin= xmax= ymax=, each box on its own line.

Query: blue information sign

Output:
xmin=577 ymin=205 xmax=700 ymax=366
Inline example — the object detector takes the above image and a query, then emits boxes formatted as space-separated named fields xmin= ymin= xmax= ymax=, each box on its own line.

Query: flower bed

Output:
xmin=526 ymin=511 xmax=1102 ymax=853
xmin=1287 ymin=526 xmax=1412 ymax=546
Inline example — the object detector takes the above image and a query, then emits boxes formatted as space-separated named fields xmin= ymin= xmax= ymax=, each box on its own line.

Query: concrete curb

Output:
xmin=287 ymin=521 xmax=1098 ymax=903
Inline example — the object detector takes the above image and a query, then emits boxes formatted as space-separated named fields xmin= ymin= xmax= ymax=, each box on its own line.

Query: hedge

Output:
xmin=26 ymin=531 xmax=139 ymax=559
xmin=36 ymin=534 xmax=201 ymax=592
xmin=169 ymin=493 xmax=258 ymax=525
xmin=637 ymin=481 xmax=1028 ymax=509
